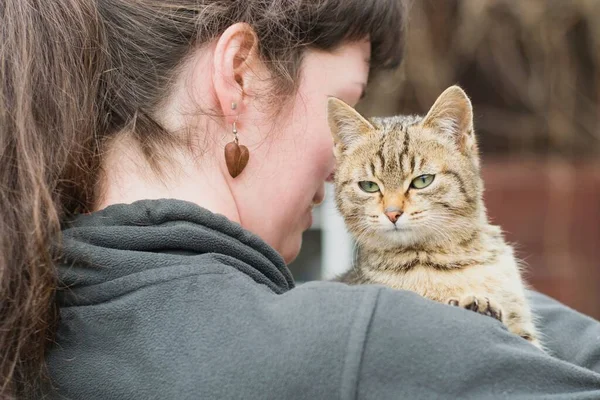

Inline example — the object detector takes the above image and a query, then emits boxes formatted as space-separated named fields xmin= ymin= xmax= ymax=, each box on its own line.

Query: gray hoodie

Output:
xmin=47 ymin=199 xmax=600 ymax=399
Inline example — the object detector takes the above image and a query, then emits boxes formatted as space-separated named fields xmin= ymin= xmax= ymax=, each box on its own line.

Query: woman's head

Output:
xmin=95 ymin=1 xmax=405 ymax=262
xmin=0 ymin=0 xmax=405 ymax=395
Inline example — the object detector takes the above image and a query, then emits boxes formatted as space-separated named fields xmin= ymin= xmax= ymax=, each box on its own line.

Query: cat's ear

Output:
xmin=327 ymin=97 xmax=374 ymax=151
xmin=421 ymin=86 xmax=476 ymax=153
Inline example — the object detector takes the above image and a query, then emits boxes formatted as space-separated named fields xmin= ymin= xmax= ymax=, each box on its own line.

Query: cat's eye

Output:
xmin=358 ymin=181 xmax=380 ymax=193
xmin=411 ymin=174 xmax=435 ymax=189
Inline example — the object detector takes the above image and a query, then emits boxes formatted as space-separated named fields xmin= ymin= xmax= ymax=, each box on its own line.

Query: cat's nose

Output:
xmin=384 ymin=208 xmax=403 ymax=224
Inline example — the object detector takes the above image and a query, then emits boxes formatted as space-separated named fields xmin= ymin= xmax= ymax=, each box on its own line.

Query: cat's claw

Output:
xmin=448 ymin=299 xmax=459 ymax=307
xmin=447 ymin=295 xmax=503 ymax=322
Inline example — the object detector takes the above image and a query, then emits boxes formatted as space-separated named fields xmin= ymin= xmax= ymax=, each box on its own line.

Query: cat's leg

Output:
xmin=504 ymin=305 xmax=544 ymax=350
xmin=447 ymin=295 xmax=504 ymax=322
xmin=447 ymin=294 xmax=544 ymax=351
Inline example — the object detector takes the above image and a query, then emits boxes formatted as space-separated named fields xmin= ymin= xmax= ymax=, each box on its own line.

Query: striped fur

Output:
xmin=328 ymin=86 xmax=541 ymax=349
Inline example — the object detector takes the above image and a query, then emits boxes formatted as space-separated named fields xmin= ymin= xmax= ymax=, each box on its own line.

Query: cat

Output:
xmin=327 ymin=85 xmax=541 ymax=349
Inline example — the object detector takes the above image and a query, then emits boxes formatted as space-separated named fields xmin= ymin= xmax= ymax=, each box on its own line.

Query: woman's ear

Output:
xmin=212 ymin=23 xmax=262 ymax=125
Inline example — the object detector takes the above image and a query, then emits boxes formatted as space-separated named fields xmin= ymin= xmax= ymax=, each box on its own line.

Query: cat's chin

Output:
xmin=357 ymin=228 xmax=423 ymax=249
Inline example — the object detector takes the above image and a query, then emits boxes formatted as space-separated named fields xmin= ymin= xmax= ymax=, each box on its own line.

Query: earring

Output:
xmin=224 ymin=102 xmax=249 ymax=178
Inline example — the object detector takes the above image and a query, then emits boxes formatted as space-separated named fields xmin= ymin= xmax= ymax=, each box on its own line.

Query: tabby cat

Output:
xmin=328 ymin=86 xmax=541 ymax=349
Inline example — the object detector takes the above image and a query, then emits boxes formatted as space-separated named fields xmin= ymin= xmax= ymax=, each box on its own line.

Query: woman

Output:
xmin=1 ymin=1 xmax=599 ymax=398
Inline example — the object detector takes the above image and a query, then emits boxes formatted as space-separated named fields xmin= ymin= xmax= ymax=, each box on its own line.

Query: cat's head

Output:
xmin=328 ymin=86 xmax=485 ymax=250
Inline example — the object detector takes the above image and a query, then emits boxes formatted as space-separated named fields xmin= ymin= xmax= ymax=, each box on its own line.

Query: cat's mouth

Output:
xmin=378 ymin=222 xmax=413 ymax=235
xmin=388 ymin=225 xmax=411 ymax=233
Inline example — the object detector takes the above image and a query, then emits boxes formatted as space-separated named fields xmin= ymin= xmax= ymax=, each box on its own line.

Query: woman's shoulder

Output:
xmin=46 ymin=271 xmax=386 ymax=399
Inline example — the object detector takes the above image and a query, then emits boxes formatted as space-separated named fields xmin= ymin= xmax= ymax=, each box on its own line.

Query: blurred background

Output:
xmin=291 ymin=0 xmax=600 ymax=320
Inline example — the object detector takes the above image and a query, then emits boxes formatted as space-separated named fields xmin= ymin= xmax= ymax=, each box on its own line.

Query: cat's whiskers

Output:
xmin=417 ymin=223 xmax=454 ymax=247
xmin=352 ymin=224 xmax=377 ymax=249
xmin=425 ymin=214 xmax=480 ymax=236
xmin=419 ymin=216 xmax=484 ymax=250
xmin=420 ymin=212 xmax=474 ymax=243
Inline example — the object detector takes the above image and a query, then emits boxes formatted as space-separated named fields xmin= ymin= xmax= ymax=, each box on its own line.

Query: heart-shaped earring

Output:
xmin=225 ymin=103 xmax=249 ymax=178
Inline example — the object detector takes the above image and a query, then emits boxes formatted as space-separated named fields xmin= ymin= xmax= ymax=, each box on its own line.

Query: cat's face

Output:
xmin=328 ymin=86 xmax=484 ymax=249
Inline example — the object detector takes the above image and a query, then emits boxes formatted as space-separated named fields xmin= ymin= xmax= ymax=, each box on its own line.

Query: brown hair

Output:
xmin=0 ymin=0 xmax=405 ymax=396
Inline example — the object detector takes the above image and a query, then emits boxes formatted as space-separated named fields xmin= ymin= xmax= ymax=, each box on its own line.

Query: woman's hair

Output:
xmin=0 ymin=0 xmax=405 ymax=396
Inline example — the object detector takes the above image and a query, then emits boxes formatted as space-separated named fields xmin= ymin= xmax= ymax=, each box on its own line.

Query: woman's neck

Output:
xmin=94 ymin=132 xmax=242 ymax=224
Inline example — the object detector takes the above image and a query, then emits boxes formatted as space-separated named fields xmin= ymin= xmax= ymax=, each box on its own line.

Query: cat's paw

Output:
xmin=447 ymin=295 xmax=503 ymax=322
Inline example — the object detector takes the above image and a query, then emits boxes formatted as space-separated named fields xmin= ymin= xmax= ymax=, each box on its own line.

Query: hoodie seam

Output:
xmin=340 ymin=287 xmax=382 ymax=400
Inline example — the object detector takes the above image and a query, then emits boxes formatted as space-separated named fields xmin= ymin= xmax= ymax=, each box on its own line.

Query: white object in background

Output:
xmin=319 ymin=184 xmax=354 ymax=279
